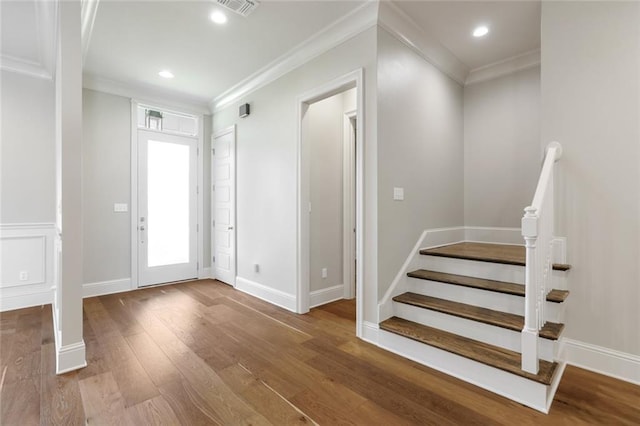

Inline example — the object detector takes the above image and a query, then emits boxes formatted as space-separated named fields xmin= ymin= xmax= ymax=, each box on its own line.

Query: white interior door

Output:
xmin=212 ymin=127 xmax=236 ymax=286
xmin=138 ymin=129 xmax=198 ymax=286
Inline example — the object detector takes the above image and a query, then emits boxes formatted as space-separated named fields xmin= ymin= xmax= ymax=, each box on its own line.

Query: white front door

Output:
xmin=212 ymin=127 xmax=236 ymax=286
xmin=138 ymin=129 xmax=198 ymax=286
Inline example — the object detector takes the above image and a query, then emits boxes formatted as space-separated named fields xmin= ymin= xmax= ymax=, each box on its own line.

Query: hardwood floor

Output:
xmin=1 ymin=279 xmax=639 ymax=425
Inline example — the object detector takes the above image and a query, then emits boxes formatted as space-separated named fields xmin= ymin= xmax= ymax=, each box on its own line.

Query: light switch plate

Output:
xmin=393 ymin=187 xmax=404 ymax=201
xmin=114 ymin=203 xmax=128 ymax=212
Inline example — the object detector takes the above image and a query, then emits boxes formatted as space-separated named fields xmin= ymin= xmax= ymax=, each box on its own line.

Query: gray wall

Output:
xmin=82 ymin=89 xmax=212 ymax=284
xmin=541 ymin=1 xmax=640 ymax=355
xmin=377 ymin=28 xmax=464 ymax=295
xmin=307 ymin=88 xmax=356 ymax=293
xmin=464 ymin=67 xmax=541 ymax=228
xmin=1 ymin=71 xmax=56 ymax=223
xmin=213 ymin=27 xmax=378 ymax=321
xmin=82 ymin=89 xmax=131 ymax=283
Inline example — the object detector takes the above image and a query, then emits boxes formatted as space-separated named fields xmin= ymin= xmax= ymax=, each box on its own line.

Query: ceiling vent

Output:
xmin=216 ymin=0 xmax=260 ymax=17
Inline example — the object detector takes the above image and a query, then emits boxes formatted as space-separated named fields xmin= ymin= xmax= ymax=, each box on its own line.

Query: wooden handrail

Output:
xmin=521 ymin=142 xmax=562 ymax=374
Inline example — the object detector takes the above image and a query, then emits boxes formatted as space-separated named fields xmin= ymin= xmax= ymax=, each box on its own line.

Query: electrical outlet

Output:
xmin=114 ymin=203 xmax=128 ymax=212
xmin=321 ymin=268 xmax=327 ymax=279
xmin=19 ymin=271 xmax=28 ymax=281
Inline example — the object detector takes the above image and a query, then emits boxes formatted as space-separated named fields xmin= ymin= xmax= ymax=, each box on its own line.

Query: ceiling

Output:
xmin=1 ymin=1 xmax=541 ymax=106
xmin=84 ymin=0 xmax=366 ymax=105
xmin=393 ymin=1 xmax=541 ymax=71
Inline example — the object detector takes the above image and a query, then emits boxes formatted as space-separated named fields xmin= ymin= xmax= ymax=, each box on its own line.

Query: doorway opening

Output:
xmin=297 ymin=69 xmax=364 ymax=338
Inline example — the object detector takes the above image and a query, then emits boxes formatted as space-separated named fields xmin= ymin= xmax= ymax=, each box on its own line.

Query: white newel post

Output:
xmin=521 ymin=206 xmax=540 ymax=374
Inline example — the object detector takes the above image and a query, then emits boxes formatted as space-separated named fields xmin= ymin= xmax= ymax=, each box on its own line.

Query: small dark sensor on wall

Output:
xmin=239 ymin=103 xmax=250 ymax=118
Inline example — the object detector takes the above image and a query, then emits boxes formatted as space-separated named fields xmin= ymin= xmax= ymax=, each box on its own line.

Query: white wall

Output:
xmin=376 ymin=28 xmax=464 ymax=295
xmin=82 ymin=89 xmax=212 ymax=286
xmin=0 ymin=70 xmax=56 ymax=223
xmin=541 ymin=1 xmax=640 ymax=357
xmin=306 ymin=88 xmax=356 ymax=294
xmin=213 ymin=27 xmax=377 ymax=320
xmin=464 ymin=67 xmax=541 ymax=228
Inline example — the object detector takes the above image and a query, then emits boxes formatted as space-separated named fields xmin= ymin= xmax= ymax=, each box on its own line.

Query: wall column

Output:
xmin=55 ymin=0 xmax=86 ymax=374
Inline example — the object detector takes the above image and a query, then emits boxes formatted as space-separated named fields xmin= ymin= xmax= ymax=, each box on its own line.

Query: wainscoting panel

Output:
xmin=0 ymin=223 xmax=56 ymax=311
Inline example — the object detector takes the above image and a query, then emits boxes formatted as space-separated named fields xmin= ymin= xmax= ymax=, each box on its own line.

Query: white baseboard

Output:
xmin=309 ymin=284 xmax=344 ymax=308
xmin=51 ymin=302 xmax=86 ymax=374
xmin=235 ymin=277 xmax=297 ymax=313
xmin=0 ymin=288 xmax=54 ymax=311
xmin=56 ymin=340 xmax=87 ymax=374
xmin=361 ymin=320 xmax=379 ymax=345
xmin=563 ymin=338 xmax=640 ymax=386
xmin=83 ymin=278 xmax=132 ymax=298
xmin=199 ymin=267 xmax=212 ymax=279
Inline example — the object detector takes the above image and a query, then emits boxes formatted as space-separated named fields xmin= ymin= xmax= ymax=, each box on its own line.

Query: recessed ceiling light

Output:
xmin=473 ymin=25 xmax=489 ymax=38
xmin=210 ymin=10 xmax=227 ymax=24
xmin=158 ymin=70 xmax=174 ymax=79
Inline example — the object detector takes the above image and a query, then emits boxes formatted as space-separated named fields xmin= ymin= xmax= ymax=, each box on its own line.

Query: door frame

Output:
xmin=343 ymin=109 xmax=357 ymax=300
xmin=211 ymin=125 xmax=237 ymax=286
xmin=296 ymin=68 xmax=364 ymax=338
xmin=130 ymin=100 xmax=204 ymax=289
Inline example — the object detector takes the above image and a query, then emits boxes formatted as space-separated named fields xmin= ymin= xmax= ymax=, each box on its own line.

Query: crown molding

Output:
xmin=210 ymin=0 xmax=378 ymax=113
xmin=1 ymin=0 xmax=58 ymax=80
xmin=465 ymin=49 xmax=541 ymax=86
xmin=81 ymin=0 xmax=100 ymax=66
xmin=83 ymin=74 xmax=212 ymax=115
xmin=377 ymin=1 xmax=469 ymax=86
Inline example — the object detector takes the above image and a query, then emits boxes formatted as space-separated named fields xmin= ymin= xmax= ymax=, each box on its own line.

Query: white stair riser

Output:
xmin=394 ymin=302 xmax=557 ymax=361
xmin=377 ymin=329 xmax=554 ymax=413
xmin=418 ymin=256 xmax=525 ymax=283
xmin=407 ymin=278 xmax=564 ymax=323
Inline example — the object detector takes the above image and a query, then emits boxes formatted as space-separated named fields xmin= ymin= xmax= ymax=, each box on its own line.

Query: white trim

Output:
xmin=296 ymin=69 xmax=365 ymax=340
xmin=379 ymin=226 xmax=466 ymax=321
xmin=130 ymin=102 xmax=204 ymax=289
xmin=563 ymin=338 xmax=640 ymax=386
xmin=1 ymin=1 xmax=58 ymax=80
xmin=51 ymin=300 xmax=86 ymax=374
xmin=235 ymin=277 xmax=297 ymax=312
xmin=378 ymin=329 xmax=552 ymax=413
xmin=343 ymin=109 xmax=357 ymax=300
xmin=361 ymin=321 xmax=379 ymax=345
xmin=85 ymin=75 xmax=211 ymax=115
xmin=0 ymin=223 xmax=57 ymax=311
xmin=131 ymin=101 xmax=139 ymax=289
xmin=465 ymin=49 xmax=541 ymax=86
xmin=81 ymin=0 xmax=100 ymax=65
xmin=377 ymin=2 xmax=469 ymax=85
xmin=0 ymin=289 xmax=54 ymax=312
xmin=55 ymin=341 xmax=87 ymax=375
xmin=83 ymin=278 xmax=132 ymax=298
xmin=309 ymin=285 xmax=344 ymax=308
xmin=197 ymin=116 xmax=205 ymax=283
xmin=463 ymin=226 xmax=523 ymax=245
xmin=200 ymin=267 xmax=212 ymax=280
xmin=211 ymin=1 xmax=377 ymax=113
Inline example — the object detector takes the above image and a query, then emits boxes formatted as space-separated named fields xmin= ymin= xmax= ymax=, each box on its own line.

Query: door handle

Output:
xmin=228 ymin=226 xmax=234 ymax=230
xmin=139 ymin=226 xmax=145 ymax=231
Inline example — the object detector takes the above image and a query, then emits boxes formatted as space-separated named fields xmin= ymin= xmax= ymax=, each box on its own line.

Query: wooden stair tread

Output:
xmin=420 ymin=242 xmax=571 ymax=271
xmin=407 ymin=269 xmax=569 ymax=303
xmin=379 ymin=317 xmax=558 ymax=385
xmin=393 ymin=292 xmax=564 ymax=340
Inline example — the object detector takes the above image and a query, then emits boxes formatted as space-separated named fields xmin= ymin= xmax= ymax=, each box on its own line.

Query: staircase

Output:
xmin=377 ymin=241 xmax=570 ymax=413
